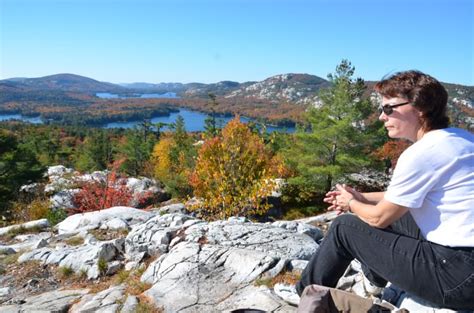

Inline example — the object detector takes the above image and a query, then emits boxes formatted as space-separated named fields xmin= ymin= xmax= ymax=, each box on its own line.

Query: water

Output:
xmin=104 ymin=108 xmax=295 ymax=133
xmin=96 ymin=92 xmax=179 ymax=99
xmin=0 ymin=114 xmax=43 ymax=124
xmin=0 ymin=109 xmax=295 ymax=133
xmin=94 ymin=93 xmax=294 ymax=132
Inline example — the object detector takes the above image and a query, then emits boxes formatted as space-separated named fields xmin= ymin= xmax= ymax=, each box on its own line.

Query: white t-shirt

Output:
xmin=385 ymin=128 xmax=474 ymax=247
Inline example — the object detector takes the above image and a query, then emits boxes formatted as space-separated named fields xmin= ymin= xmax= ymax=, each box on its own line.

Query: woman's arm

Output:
xmin=359 ymin=191 xmax=385 ymax=205
xmin=348 ymin=198 xmax=408 ymax=228
xmin=334 ymin=184 xmax=408 ymax=228
xmin=327 ymin=188 xmax=384 ymax=205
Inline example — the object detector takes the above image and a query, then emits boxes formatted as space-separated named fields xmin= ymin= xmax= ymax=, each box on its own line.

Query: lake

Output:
xmin=104 ymin=108 xmax=295 ymax=133
xmin=96 ymin=92 xmax=179 ymax=99
xmin=0 ymin=108 xmax=295 ymax=133
xmin=0 ymin=114 xmax=43 ymax=124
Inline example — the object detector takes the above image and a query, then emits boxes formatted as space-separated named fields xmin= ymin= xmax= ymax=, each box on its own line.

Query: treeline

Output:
xmin=0 ymin=96 xmax=182 ymax=126
xmin=1 ymin=85 xmax=303 ymax=127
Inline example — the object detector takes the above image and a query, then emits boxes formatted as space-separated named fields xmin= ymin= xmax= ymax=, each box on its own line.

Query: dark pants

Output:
xmin=296 ymin=213 xmax=474 ymax=310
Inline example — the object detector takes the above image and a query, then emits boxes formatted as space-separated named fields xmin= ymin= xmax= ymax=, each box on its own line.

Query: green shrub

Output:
xmin=46 ymin=208 xmax=67 ymax=226
xmin=126 ymin=278 xmax=152 ymax=295
xmin=97 ymin=258 xmax=108 ymax=276
xmin=58 ymin=266 xmax=74 ymax=279
xmin=4 ymin=225 xmax=43 ymax=239
xmin=134 ymin=301 xmax=162 ymax=313
xmin=88 ymin=228 xmax=128 ymax=241
xmin=78 ymin=268 xmax=88 ymax=279
xmin=282 ymin=205 xmax=324 ymax=220
xmin=0 ymin=252 xmax=20 ymax=266
xmin=115 ymin=269 xmax=130 ymax=284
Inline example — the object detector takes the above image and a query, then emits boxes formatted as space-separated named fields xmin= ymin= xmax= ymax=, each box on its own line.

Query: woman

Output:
xmin=296 ymin=70 xmax=474 ymax=310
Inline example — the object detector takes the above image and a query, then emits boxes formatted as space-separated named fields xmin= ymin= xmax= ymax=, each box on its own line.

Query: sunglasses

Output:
xmin=378 ymin=101 xmax=410 ymax=115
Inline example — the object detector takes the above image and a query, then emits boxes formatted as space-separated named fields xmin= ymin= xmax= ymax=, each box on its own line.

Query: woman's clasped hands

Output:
xmin=323 ymin=184 xmax=361 ymax=215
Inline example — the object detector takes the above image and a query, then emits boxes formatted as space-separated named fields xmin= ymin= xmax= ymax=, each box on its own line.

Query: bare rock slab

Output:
xmin=70 ymin=284 xmax=125 ymax=313
xmin=142 ymin=241 xmax=291 ymax=312
xmin=0 ymin=289 xmax=89 ymax=313
xmin=56 ymin=206 xmax=154 ymax=234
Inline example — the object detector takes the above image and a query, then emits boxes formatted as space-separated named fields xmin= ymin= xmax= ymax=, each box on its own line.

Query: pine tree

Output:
xmin=0 ymin=129 xmax=44 ymax=220
xmin=284 ymin=60 xmax=376 ymax=203
xmin=119 ymin=126 xmax=156 ymax=176
xmin=76 ymin=130 xmax=114 ymax=171
xmin=203 ymin=93 xmax=219 ymax=138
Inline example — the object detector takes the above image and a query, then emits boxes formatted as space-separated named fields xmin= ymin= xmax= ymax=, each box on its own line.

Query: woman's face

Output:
xmin=378 ymin=96 xmax=424 ymax=142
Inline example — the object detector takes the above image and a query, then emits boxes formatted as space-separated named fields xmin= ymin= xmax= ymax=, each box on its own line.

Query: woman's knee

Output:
xmin=330 ymin=213 xmax=360 ymax=227
xmin=328 ymin=214 xmax=370 ymax=239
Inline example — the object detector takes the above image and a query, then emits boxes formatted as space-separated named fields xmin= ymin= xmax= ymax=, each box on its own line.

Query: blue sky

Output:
xmin=0 ymin=0 xmax=472 ymax=85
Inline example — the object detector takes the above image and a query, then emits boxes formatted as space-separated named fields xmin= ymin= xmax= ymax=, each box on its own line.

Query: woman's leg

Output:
xmin=296 ymin=214 xmax=443 ymax=305
xmin=361 ymin=212 xmax=423 ymax=287
xmin=388 ymin=211 xmax=423 ymax=239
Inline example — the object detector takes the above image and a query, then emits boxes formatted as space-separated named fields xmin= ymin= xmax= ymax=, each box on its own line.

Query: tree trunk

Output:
xmin=326 ymin=143 xmax=337 ymax=192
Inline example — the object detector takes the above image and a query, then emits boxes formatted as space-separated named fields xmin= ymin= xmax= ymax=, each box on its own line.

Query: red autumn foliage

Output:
xmin=373 ymin=140 xmax=411 ymax=168
xmin=71 ymin=170 xmax=134 ymax=214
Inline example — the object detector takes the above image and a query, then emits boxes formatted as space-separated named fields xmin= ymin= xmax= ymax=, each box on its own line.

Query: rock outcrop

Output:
xmin=1 ymin=206 xmax=319 ymax=312
xmin=0 ymin=206 xmax=462 ymax=312
xmin=41 ymin=165 xmax=170 ymax=211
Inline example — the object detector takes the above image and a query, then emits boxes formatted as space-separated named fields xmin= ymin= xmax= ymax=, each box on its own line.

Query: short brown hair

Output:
xmin=374 ymin=70 xmax=449 ymax=131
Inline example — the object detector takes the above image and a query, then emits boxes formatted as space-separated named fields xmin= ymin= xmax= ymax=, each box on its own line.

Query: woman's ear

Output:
xmin=416 ymin=107 xmax=424 ymax=117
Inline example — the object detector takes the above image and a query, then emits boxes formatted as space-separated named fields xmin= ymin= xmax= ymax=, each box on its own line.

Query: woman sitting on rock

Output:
xmin=296 ymin=70 xmax=474 ymax=310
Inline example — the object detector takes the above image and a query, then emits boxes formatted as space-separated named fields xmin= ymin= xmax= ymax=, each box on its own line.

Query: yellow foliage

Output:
xmin=189 ymin=118 xmax=284 ymax=220
xmin=150 ymin=134 xmax=195 ymax=197
xmin=151 ymin=136 xmax=174 ymax=180
xmin=11 ymin=198 xmax=51 ymax=223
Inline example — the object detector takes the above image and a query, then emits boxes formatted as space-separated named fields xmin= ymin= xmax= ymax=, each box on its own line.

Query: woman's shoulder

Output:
xmin=431 ymin=128 xmax=474 ymax=154
xmin=399 ymin=127 xmax=473 ymax=169
xmin=426 ymin=127 xmax=473 ymax=143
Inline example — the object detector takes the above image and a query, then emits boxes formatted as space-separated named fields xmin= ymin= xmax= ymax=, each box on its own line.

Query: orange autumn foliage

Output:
xmin=373 ymin=140 xmax=411 ymax=168
xmin=189 ymin=118 xmax=286 ymax=220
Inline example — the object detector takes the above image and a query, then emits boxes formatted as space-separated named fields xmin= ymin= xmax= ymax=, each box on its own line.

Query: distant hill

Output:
xmin=119 ymin=82 xmax=186 ymax=94
xmin=119 ymin=74 xmax=331 ymax=106
xmin=117 ymin=74 xmax=330 ymax=105
xmin=1 ymin=73 xmax=126 ymax=93
xmin=120 ymin=80 xmax=252 ymax=98
xmin=0 ymin=80 xmax=29 ymax=92
xmin=184 ymin=80 xmax=253 ymax=98
xmin=222 ymin=73 xmax=330 ymax=106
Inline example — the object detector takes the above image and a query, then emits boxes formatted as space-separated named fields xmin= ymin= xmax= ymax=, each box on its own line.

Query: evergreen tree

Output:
xmin=118 ymin=127 xmax=156 ymax=176
xmin=76 ymin=130 xmax=114 ymax=171
xmin=0 ymin=129 xmax=44 ymax=220
xmin=152 ymin=121 xmax=168 ymax=140
xmin=203 ymin=93 xmax=219 ymax=138
xmin=139 ymin=119 xmax=153 ymax=142
xmin=170 ymin=115 xmax=188 ymax=147
xmin=152 ymin=115 xmax=196 ymax=197
xmin=284 ymin=60 xmax=376 ymax=203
